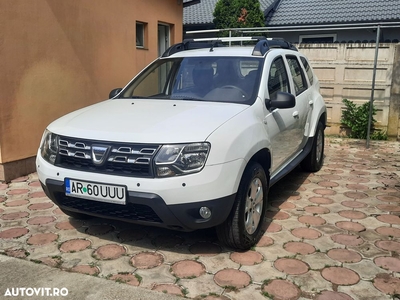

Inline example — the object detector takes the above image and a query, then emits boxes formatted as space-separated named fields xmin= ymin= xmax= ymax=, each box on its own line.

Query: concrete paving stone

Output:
xmin=151 ymin=283 xmax=185 ymax=297
xmin=298 ymin=236 xmax=344 ymax=253
xmin=348 ymin=242 xmax=391 ymax=260
xmin=193 ymin=295 xmax=230 ymax=300
xmin=344 ymin=260 xmax=388 ymax=281
xmin=357 ymin=215 xmax=397 ymax=229
xmin=224 ymin=284 xmax=267 ymax=300
xmin=339 ymin=278 xmax=393 ymax=300
xmin=317 ymin=213 xmax=348 ymax=225
xmin=268 ymin=228 xmax=302 ymax=245
xmin=230 ymin=250 xmax=264 ymax=266
xmin=327 ymin=248 xmax=362 ymax=263
xmin=291 ymin=227 xmax=322 ymax=240
xmin=300 ymin=252 xmax=341 ymax=270
xmin=358 ymin=228 xmax=388 ymax=242
xmin=170 ymin=259 xmax=206 ymax=278
xmin=130 ymin=251 xmax=164 ymax=269
xmin=197 ymin=253 xmax=239 ymax=274
xmin=92 ymin=244 xmax=126 ymax=260
xmin=335 ymin=221 xmax=365 ymax=232
xmin=91 ymin=256 xmax=134 ymax=277
xmin=256 ymin=235 xmax=274 ymax=247
xmin=272 ymin=216 xmax=299 ymax=231
xmin=374 ymin=256 xmax=400 ymax=272
xmin=288 ymin=270 xmax=332 ymax=295
xmin=135 ymin=264 xmax=177 ymax=289
xmin=179 ymin=273 xmax=224 ymax=299
xmin=372 ymin=273 xmax=400 ymax=295
xmin=240 ymin=261 xmax=285 ymax=283
xmin=284 ymin=241 xmax=315 ymax=255
xmin=274 ymin=257 xmax=309 ymax=275
xmin=321 ymin=266 xmax=360 ymax=285
xmin=256 ymin=244 xmax=294 ymax=263
xmin=261 ymin=279 xmax=301 ymax=300
xmin=157 ymin=248 xmax=200 ymax=265
xmin=315 ymin=290 xmax=354 ymax=300
xmin=375 ymin=226 xmax=400 ymax=237
xmin=214 ymin=268 xmax=251 ymax=289
xmin=108 ymin=273 xmax=140 ymax=286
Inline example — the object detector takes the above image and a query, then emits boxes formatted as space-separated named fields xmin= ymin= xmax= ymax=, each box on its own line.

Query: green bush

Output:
xmin=341 ymin=99 xmax=387 ymax=140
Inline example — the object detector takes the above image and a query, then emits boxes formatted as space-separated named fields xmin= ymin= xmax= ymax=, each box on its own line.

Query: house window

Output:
xmin=299 ymin=34 xmax=337 ymax=44
xmin=136 ymin=22 xmax=146 ymax=48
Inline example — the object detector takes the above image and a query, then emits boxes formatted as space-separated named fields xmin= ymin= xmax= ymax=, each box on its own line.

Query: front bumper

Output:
xmin=41 ymin=179 xmax=236 ymax=231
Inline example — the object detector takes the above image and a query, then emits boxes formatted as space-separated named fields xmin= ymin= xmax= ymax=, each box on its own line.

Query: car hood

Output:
xmin=48 ymin=99 xmax=249 ymax=143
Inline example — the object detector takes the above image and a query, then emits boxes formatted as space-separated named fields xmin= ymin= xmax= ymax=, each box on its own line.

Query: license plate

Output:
xmin=65 ymin=179 xmax=126 ymax=205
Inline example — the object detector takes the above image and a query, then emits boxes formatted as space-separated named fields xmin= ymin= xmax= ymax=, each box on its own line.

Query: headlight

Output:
xmin=40 ymin=129 xmax=59 ymax=165
xmin=155 ymin=142 xmax=210 ymax=177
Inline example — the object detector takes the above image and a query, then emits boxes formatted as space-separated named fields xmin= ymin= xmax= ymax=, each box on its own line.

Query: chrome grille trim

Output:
xmin=56 ymin=136 xmax=160 ymax=177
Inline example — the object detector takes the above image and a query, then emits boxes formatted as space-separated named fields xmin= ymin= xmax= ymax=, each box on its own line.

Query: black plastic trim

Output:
xmin=162 ymin=37 xmax=297 ymax=57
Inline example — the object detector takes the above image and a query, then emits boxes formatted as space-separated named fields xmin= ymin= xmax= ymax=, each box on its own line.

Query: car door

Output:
xmin=285 ymin=55 xmax=312 ymax=149
xmin=263 ymin=55 xmax=299 ymax=175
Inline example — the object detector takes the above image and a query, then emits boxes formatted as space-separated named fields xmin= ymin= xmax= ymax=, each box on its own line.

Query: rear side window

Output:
xmin=268 ymin=57 xmax=290 ymax=101
xmin=300 ymin=57 xmax=314 ymax=85
xmin=286 ymin=56 xmax=308 ymax=96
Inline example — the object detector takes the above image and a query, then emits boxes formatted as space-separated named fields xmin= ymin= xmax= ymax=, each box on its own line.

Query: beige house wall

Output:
xmin=297 ymin=43 xmax=400 ymax=138
xmin=0 ymin=0 xmax=183 ymax=181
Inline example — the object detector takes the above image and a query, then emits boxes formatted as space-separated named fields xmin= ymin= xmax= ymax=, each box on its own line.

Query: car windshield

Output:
xmin=119 ymin=56 xmax=262 ymax=104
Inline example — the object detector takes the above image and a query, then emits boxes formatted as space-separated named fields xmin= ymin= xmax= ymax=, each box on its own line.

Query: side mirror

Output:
xmin=109 ymin=88 xmax=122 ymax=99
xmin=266 ymin=92 xmax=296 ymax=110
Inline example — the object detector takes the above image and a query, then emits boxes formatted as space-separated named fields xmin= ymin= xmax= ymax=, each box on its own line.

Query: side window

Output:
xmin=300 ymin=57 xmax=314 ymax=85
xmin=286 ymin=56 xmax=308 ymax=96
xmin=268 ymin=57 xmax=290 ymax=101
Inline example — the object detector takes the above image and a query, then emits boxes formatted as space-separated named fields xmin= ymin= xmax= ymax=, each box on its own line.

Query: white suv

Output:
xmin=37 ymin=37 xmax=326 ymax=249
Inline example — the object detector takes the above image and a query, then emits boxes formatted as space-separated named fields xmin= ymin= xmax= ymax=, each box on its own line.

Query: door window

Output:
xmin=268 ymin=57 xmax=290 ymax=101
xmin=286 ymin=56 xmax=308 ymax=96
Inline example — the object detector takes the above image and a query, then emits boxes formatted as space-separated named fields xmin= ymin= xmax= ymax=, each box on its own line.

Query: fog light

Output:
xmin=199 ymin=207 xmax=211 ymax=219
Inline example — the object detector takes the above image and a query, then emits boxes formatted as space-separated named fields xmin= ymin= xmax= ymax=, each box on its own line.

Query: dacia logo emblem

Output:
xmin=92 ymin=145 xmax=110 ymax=166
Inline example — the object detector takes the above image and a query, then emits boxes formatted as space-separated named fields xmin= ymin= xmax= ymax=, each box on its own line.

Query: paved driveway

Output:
xmin=0 ymin=138 xmax=399 ymax=300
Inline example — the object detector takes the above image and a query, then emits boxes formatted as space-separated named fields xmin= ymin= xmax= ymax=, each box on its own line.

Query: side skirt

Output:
xmin=270 ymin=136 xmax=314 ymax=187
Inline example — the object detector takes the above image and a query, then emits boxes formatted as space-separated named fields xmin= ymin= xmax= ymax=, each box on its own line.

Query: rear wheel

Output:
xmin=301 ymin=121 xmax=324 ymax=172
xmin=216 ymin=162 xmax=268 ymax=250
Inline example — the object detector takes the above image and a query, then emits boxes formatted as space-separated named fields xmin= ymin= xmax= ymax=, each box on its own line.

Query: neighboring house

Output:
xmin=265 ymin=0 xmax=400 ymax=43
xmin=184 ymin=0 xmax=276 ymax=34
xmin=184 ymin=0 xmax=400 ymax=43
xmin=0 ymin=0 xmax=185 ymax=182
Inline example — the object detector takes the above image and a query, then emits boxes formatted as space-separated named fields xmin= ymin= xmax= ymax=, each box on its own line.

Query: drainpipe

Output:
xmin=366 ymin=25 xmax=381 ymax=148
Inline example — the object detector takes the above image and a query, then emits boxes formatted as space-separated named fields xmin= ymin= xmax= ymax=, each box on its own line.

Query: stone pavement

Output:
xmin=0 ymin=138 xmax=399 ymax=300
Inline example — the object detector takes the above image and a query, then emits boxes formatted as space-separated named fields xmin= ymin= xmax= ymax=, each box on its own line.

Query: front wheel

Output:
xmin=216 ymin=162 xmax=269 ymax=250
xmin=301 ymin=121 xmax=325 ymax=172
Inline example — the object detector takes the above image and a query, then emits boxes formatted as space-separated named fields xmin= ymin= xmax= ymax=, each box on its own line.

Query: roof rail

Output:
xmin=162 ymin=37 xmax=297 ymax=57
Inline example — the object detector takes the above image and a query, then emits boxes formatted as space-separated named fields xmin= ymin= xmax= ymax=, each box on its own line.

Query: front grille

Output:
xmin=59 ymin=194 xmax=162 ymax=223
xmin=56 ymin=136 xmax=160 ymax=178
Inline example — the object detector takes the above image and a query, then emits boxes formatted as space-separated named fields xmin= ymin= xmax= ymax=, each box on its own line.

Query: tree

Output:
xmin=213 ymin=0 xmax=265 ymax=34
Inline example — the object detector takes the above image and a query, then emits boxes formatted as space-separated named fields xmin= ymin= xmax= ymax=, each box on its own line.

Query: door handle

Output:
xmin=309 ymin=100 xmax=314 ymax=106
xmin=292 ymin=111 xmax=299 ymax=118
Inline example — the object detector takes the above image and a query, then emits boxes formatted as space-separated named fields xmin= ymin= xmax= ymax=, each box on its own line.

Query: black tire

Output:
xmin=301 ymin=121 xmax=325 ymax=172
xmin=60 ymin=208 xmax=91 ymax=220
xmin=216 ymin=162 xmax=269 ymax=250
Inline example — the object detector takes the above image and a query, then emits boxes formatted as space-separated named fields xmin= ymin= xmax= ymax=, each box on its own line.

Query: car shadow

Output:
xmin=67 ymin=166 xmax=313 ymax=254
